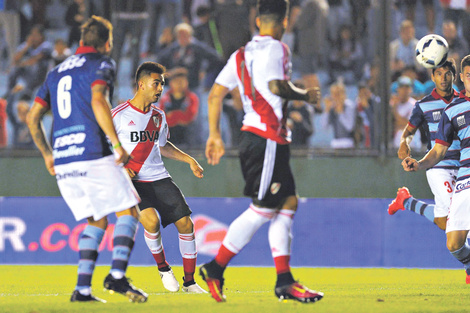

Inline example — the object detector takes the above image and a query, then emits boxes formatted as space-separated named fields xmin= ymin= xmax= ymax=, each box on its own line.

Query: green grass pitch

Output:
xmin=1 ymin=265 xmax=469 ymax=313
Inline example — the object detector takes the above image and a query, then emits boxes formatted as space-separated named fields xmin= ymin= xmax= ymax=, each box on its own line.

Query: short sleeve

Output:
xmin=34 ymin=79 xmax=50 ymax=109
xmin=436 ymin=112 xmax=454 ymax=147
xmin=159 ymin=114 xmax=169 ymax=147
xmin=408 ymin=102 xmax=424 ymax=128
xmin=92 ymin=57 xmax=116 ymax=88
xmin=215 ymin=52 xmax=238 ymax=90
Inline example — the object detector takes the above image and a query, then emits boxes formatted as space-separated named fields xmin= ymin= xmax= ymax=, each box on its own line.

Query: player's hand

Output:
xmin=402 ymin=157 xmax=419 ymax=172
xmin=306 ymin=87 xmax=321 ymax=105
xmin=44 ymin=154 xmax=55 ymax=176
xmin=125 ymin=167 xmax=136 ymax=178
xmin=190 ymin=159 xmax=204 ymax=178
xmin=397 ymin=143 xmax=411 ymax=160
xmin=114 ymin=146 xmax=132 ymax=166
xmin=205 ymin=135 xmax=225 ymax=166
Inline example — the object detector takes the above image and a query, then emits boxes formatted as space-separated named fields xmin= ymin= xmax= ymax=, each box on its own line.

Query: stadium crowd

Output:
xmin=0 ymin=0 xmax=464 ymax=151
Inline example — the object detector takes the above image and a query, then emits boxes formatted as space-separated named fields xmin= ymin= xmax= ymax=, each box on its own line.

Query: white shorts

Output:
xmin=446 ymin=176 xmax=470 ymax=233
xmin=55 ymin=155 xmax=141 ymax=221
xmin=426 ymin=168 xmax=457 ymax=218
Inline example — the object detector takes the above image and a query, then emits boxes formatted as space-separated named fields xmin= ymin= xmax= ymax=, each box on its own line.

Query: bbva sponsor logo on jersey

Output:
xmin=130 ymin=130 xmax=159 ymax=142
xmin=58 ymin=55 xmax=86 ymax=73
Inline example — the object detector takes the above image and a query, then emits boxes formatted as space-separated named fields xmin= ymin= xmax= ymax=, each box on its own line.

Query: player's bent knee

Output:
xmin=280 ymin=195 xmax=298 ymax=212
xmin=175 ymin=215 xmax=194 ymax=233
xmin=139 ymin=208 xmax=160 ymax=232
xmin=434 ymin=217 xmax=446 ymax=231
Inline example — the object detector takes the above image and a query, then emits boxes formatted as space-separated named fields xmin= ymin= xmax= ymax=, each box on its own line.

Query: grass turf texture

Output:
xmin=0 ymin=266 xmax=468 ymax=313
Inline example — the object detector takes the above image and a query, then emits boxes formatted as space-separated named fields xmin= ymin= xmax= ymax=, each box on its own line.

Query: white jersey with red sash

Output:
xmin=112 ymin=101 xmax=171 ymax=182
xmin=215 ymin=35 xmax=292 ymax=144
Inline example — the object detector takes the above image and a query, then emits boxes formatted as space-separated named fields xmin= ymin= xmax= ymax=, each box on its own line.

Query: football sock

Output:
xmin=144 ymin=229 xmax=170 ymax=270
xmin=450 ymin=243 xmax=470 ymax=272
xmin=110 ymin=215 xmax=138 ymax=279
xmin=269 ymin=209 xmax=296 ymax=286
xmin=215 ymin=204 xmax=274 ymax=267
xmin=76 ymin=225 xmax=105 ymax=293
xmin=403 ymin=197 xmax=435 ymax=223
xmin=179 ymin=232 xmax=197 ymax=283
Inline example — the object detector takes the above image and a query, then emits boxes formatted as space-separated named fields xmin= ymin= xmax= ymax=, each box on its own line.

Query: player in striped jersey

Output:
xmin=199 ymin=0 xmax=323 ymax=304
xmin=389 ymin=60 xmax=459 ymax=230
xmin=112 ymin=61 xmax=206 ymax=293
xmin=403 ymin=55 xmax=470 ymax=283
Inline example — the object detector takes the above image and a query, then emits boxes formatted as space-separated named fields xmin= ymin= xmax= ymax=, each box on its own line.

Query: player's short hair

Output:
xmin=461 ymin=55 xmax=470 ymax=72
xmin=80 ymin=15 xmax=113 ymax=50
xmin=257 ymin=0 xmax=289 ymax=23
xmin=135 ymin=62 xmax=166 ymax=85
xmin=432 ymin=58 xmax=456 ymax=77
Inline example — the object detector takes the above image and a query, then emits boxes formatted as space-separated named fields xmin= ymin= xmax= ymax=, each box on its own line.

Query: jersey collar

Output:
xmin=75 ymin=46 xmax=99 ymax=55
xmin=431 ymin=88 xmax=457 ymax=104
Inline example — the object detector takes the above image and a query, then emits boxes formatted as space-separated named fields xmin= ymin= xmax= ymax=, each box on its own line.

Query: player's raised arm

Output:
xmin=161 ymin=141 xmax=204 ymax=178
xmin=90 ymin=84 xmax=130 ymax=165
xmin=26 ymin=101 xmax=55 ymax=175
xmin=206 ymin=82 xmax=229 ymax=165
xmin=268 ymin=80 xmax=321 ymax=104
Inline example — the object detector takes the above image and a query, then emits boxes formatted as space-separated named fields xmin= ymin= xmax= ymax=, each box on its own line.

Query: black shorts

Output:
xmin=239 ymin=131 xmax=296 ymax=208
xmin=133 ymin=177 xmax=192 ymax=228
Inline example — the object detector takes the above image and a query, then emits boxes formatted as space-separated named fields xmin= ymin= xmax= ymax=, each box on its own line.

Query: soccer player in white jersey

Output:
xmin=27 ymin=16 xmax=147 ymax=303
xmin=389 ymin=60 xmax=459 ymax=230
xmin=112 ymin=61 xmax=207 ymax=293
xmin=403 ymin=55 xmax=470 ymax=283
xmin=199 ymin=0 xmax=323 ymax=303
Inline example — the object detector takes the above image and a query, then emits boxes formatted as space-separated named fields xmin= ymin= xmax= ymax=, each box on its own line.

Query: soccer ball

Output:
xmin=415 ymin=34 xmax=449 ymax=69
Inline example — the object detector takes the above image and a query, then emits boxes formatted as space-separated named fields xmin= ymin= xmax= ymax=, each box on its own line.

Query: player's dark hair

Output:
xmin=461 ymin=55 xmax=470 ymax=72
xmin=432 ymin=58 xmax=456 ymax=77
xmin=257 ymin=0 xmax=289 ymax=23
xmin=135 ymin=62 xmax=166 ymax=85
xmin=80 ymin=15 xmax=113 ymax=50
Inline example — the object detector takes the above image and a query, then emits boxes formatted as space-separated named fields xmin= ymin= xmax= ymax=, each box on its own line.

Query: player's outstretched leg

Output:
xmin=388 ymin=187 xmax=412 ymax=215
xmin=269 ymin=208 xmax=324 ymax=303
xmin=71 ymin=225 xmax=106 ymax=303
xmin=104 ymin=215 xmax=148 ymax=302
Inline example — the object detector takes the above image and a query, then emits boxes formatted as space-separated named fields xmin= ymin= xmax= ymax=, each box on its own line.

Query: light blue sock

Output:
xmin=111 ymin=215 xmax=138 ymax=278
xmin=450 ymin=243 xmax=470 ymax=273
xmin=403 ymin=197 xmax=435 ymax=223
xmin=76 ymin=225 xmax=105 ymax=292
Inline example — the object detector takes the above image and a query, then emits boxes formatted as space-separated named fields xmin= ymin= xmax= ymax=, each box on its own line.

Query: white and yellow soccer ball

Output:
xmin=415 ymin=34 xmax=449 ymax=69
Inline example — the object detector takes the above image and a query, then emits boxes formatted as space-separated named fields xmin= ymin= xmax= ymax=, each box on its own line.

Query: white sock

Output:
xmin=144 ymin=229 xmax=163 ymax=254
xmin=268 ymin=209 xmax=294 ymax=257
xmin=222 ymin=204 xmax=274 ymax=253
xmin=179 ymin=232 xmax=197 ymax=259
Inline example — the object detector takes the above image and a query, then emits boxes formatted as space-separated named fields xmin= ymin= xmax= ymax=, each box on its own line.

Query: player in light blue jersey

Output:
xmin=403 ymin=55 xmax=470 ymax=283
xmin=389 ymin=59 xmax=459 ymax=230
xmin=27 ymin=16 xmax=147 ymax=302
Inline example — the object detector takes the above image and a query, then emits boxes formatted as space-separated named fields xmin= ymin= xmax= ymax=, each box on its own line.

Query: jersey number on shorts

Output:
xmin=57 ymin=75 xmax=72 ymax=119
xmin=444 ymin=181 xmax=454 ymax=193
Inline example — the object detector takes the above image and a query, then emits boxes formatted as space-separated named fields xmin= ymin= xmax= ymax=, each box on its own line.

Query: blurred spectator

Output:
xmin=328 ymin=24 xmax=364 ymax=84
xmin=158 ymin=68 xmax=199 ymax=146
xmin=390 ymin=65 xmax=426 ymax=99
xmin=157 ymin=23 xmax=224 ymax=91
xmin=440 ymin=0 xmax=470 ymax=48
xmin=323 ymin=82 xmax=357 ymax=149
xmin=287 ymin=81 xmax=320 ymax=146
xmin=111 ymin=0 xmax=148 ymax=77
xmin=390 ymin=76 xmax=420 ymax=149
xmin=442 ymin=20 xmax=468 ymax=90
xmin=7 ymin=93 xmax=34 ymax=149
xmin=211 ymin=0 xmax=256 ymax=61
xmin=5 ymin=25 xmax=52 ymax=98
xmin=401 ymin=0 xmax=435 ymax=34
xmin=281 ymin=0 xmax=301 ymax=51
xmin=390 ymin=20 xmax=420 ymax=78
xmin=193 ymin=5 xmax=223 ymax=56
xmin=327 ymin=0 xmax=351 ymax=43
xmin=356 ymin=82 xmax=379 ymax=148
xmin=0 ymin=98 xmax=6 ymax=148
xmin=144 ymin=0 xmax=179 ymax=57
xmin=51 ymin=38 xmax=72 ymax=67
xmin=293 ymin=0 xmax=328 ymax=89
xmin=65 ymin=0 xmax=95 ymax=48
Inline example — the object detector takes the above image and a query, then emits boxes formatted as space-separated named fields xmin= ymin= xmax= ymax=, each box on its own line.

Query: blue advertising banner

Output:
xmin=0 ymin=197 xmax=459 ymax=268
